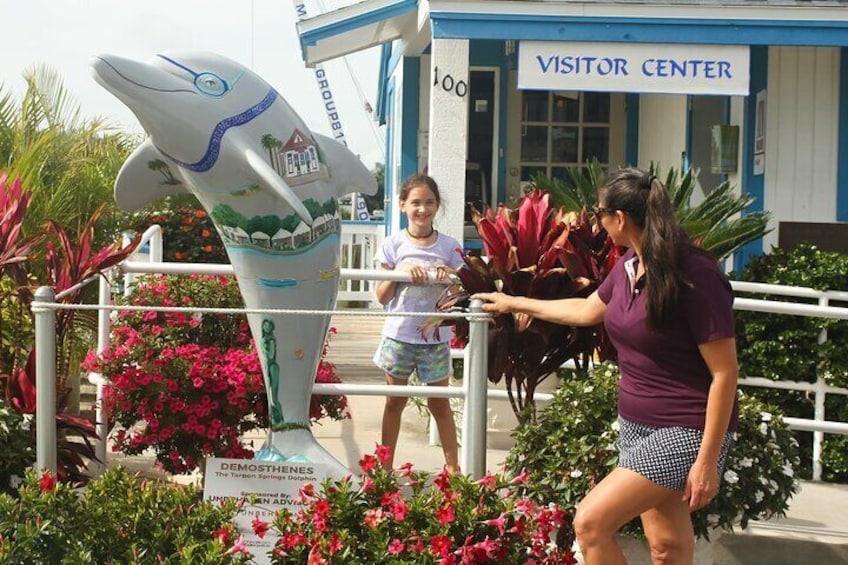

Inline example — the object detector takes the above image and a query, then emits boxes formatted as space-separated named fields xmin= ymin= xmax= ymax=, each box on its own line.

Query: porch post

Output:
xmin=427 ymin=38 xmax=469 ymax=244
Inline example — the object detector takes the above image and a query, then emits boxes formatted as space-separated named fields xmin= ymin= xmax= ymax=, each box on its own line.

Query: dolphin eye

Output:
xmin=195 ymin=72 xmax=228 ymax=96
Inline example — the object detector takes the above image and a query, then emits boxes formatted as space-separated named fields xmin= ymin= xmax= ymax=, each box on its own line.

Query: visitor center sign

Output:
xmin=518 ymin=41 xmax=750 ymax=96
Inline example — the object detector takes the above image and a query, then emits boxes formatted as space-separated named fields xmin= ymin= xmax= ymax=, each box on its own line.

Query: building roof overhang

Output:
xmin=297 ymin=0 xmax=420 ymax=66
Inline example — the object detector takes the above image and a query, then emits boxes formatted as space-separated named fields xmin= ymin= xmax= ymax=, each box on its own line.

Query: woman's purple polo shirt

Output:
xmin=597 ymin=248 xmax=738 ymax=432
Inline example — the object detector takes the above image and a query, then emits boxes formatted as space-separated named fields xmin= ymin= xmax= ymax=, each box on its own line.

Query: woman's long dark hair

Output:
xmin=600 ymin=167 xmax=688 ymax=331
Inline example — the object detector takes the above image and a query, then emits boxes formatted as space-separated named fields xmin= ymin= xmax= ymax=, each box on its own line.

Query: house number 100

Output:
xmin=433 ymin=66 xmax=468 ymax=98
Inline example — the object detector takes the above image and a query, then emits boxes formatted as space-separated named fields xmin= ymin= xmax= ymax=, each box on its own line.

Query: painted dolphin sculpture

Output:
xmin=91 ymin=52 xmax=377 ymax=478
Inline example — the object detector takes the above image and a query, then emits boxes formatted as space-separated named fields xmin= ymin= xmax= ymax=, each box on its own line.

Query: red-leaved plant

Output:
xmin=83 ymin=274 xmax=349 ymax=475
xmin=0 ymin=175 xmax=140 ymax=484
xmin=434 ymin=190 xmax=621 ymax=421
xmin=252 ymin=445 xmax=576 ymax=564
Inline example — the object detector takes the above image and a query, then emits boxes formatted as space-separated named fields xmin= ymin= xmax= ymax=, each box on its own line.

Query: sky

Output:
xmin=0 ymin=0 xmax=385 ymax=168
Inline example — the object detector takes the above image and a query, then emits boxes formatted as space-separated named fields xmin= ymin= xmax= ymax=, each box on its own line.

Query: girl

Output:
xmin=373 ymin=174 xmax=464 ymax=473
xmin=475 ymin=168 xmax=738 ymax=564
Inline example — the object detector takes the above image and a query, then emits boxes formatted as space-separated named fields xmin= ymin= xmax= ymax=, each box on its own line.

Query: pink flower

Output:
xmin=483 ymin=512 xmax=507 ymax=535
xmin=397 ymin=461 xmax=414 ymax=477
xmin=388 ymin=538 xmax=405 ymax=555
xmin=510 ymin=468 xmax=531 ymax=485
xmin=476 ymin=473 xmax=498 ymax=490
xmin=226 ymin=535 xmax=250 ymax=556
xmin=375 ymin=443 xmax=392 ymax=464
xmin=327 ymin=533 xmax=342 ymax=555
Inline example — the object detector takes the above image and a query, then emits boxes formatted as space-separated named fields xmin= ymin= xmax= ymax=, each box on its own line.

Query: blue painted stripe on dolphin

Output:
xmin=158 ymin=89 xmax=278 ymax=172
xmin=430 ymin=14 xmax=848 ymax=46
xmin=258 ymin=278 xmax=299 ymax=289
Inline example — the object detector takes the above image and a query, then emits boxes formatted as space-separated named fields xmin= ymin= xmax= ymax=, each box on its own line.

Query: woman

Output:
xmin=474 ymin=167 xmax=738 ymax=565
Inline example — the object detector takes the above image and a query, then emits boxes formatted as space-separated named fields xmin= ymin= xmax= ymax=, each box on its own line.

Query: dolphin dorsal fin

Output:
xmin=313 ymin=133 xmax=378 ymax=198
xmin=244 ymin=148 xmax=314 ymax=226
xmin=115 ymin=139 xmax=188 ymax=211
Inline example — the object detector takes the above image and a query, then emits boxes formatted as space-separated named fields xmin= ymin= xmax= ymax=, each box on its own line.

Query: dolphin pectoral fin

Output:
xmin=115 ymin=139 xmax=188 ymax=211
xmin=245 ymin=149 xmax=314 ymax=225
xmin=313 ymin=133 xmax=378 ymax=197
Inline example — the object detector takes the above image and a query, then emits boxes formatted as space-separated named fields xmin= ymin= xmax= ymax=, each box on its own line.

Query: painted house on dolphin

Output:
xmin=297 ymin=0 xmax=848 ymax=269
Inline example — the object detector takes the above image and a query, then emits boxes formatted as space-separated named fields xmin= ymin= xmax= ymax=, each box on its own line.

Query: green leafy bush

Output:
xmin=141 ymin=206 xmax=228 ymax=264
xmin=735 ymin=243 xmax=848 ymax=481
xmin=0 ymin=399 xmax=34 ymax=495
xmin=0 ymin=467 xmax=249 ymax=564
xmin=506 ymin=362 xmax=800 ymax=545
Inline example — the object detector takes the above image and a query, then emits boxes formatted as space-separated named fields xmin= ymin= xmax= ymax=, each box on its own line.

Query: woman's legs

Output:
xmin=574 ymin=467 xmax=687 ymax=565
xmin=427 ymin=378 xmax=459 ymax=473
xmin=381 ymin=373 xmax=408 ymax=470
xmin=640 ymin=495 xmax=695 ymax=565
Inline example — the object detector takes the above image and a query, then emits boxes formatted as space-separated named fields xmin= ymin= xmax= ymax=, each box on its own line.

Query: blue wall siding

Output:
xmin=625 ymin=93 xmax=639 ymax=166
xmin=470 ymin=40 xmax=510 ymax=203
xmin=401 ymin=57 xmax=420 ymax=183
xmin=838 ymin=47 xmax=848 ymax=221
xmin=734 ymin=46 xmax=768 ymax=273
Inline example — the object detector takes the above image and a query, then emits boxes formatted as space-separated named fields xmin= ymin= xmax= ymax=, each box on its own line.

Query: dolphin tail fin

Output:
xmin=313 ymin=133 xmax=378 ymax=197
xmin=244 ymin=148 xmax=314 ymax=226
xmin=115 ymin=139 xmax=189 ymax=211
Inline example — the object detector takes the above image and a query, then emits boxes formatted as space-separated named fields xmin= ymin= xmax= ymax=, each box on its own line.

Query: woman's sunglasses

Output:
xmin=590 ymin=205 xmax=617 ymax=218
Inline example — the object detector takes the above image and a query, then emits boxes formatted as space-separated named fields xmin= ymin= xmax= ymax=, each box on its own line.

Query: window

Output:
xmin=519 ymin=91 xmax=611 ymax=183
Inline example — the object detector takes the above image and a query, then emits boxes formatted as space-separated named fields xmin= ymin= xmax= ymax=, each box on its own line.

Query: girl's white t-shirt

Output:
xmin=375 ymin=231 xmax=464 ymax=344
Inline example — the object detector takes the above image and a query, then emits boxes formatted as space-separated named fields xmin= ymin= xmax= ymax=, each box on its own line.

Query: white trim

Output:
xmin=428 ymin=0 xmax=848 ymax=22
xmin=298 ymin=0 xmax=412 ymax=35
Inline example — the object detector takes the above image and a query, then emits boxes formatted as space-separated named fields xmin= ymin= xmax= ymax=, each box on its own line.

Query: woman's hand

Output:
xmin=683 ymin=457 xmax=720 ymax=512
xmin=472 ymin=292 xmax=516 ymax=314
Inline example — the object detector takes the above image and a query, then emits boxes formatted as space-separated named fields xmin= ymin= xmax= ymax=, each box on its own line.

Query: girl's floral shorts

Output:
xmin=617 ymin=416 xmax=734 ymax=491
xmin=373 ymin=336 xmax=451 ymax=384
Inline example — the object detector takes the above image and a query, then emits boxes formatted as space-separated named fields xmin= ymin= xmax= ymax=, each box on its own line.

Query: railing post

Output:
xmin=94 ymin=274 xmax=113 ymax=474
xmin=33 ymin=286 xmax=57 ymax=474
xmin=464 ymin=299 xmax=489 ymax=479
xmin=460 ymin=345 xmax=472 ymax=472
xmin=813 ymin=295 xmax=829 ymax=481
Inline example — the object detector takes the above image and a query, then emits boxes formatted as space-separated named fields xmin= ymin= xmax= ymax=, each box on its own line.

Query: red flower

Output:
xmin=435 ymin=504 xmax=455 ymax=525
xmin=251 ymin=516 xmax=270 ymax=538
xmin=429 ymin=534 xmax=453 ymax=558
xmin=38 ymin=470 xmax=57 ymax=493
xmin=359 ymin=454 xmax=377 ymax=472
xmin=213 ymin=526 xmax=232 ymax=546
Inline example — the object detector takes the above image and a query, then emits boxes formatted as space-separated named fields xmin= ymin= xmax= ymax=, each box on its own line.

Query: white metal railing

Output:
xmin=29 ymin=230 xmax=848 ymax=483
xmin=731 ymin=280 xmax=848 ymax=481
xmin=338 ymin=220 xmax=384 ymax=305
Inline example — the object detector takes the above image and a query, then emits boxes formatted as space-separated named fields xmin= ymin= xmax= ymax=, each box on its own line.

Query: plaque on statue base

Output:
xmin=203 ymin=458 xmax=333 ymax=564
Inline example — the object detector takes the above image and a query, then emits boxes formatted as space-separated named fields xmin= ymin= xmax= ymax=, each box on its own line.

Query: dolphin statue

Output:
xmin=91 ymin=51 xmax=377 ymax=478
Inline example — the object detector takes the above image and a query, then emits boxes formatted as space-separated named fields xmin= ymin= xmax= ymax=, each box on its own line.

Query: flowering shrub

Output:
xmin=142 ymin=206 xmax=228 ymax=263
xmin=250 ymin=446 xmax=575 ymax=564
xmin=0 ymin=467 xmax=250 ymax=564
xmin=83 ymin=274 xmax=348 ymax=475
xmin=0 ymin=399 xmax=34 ymax=495
xmin=507 ymin=362 xmax=801 ymax=544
